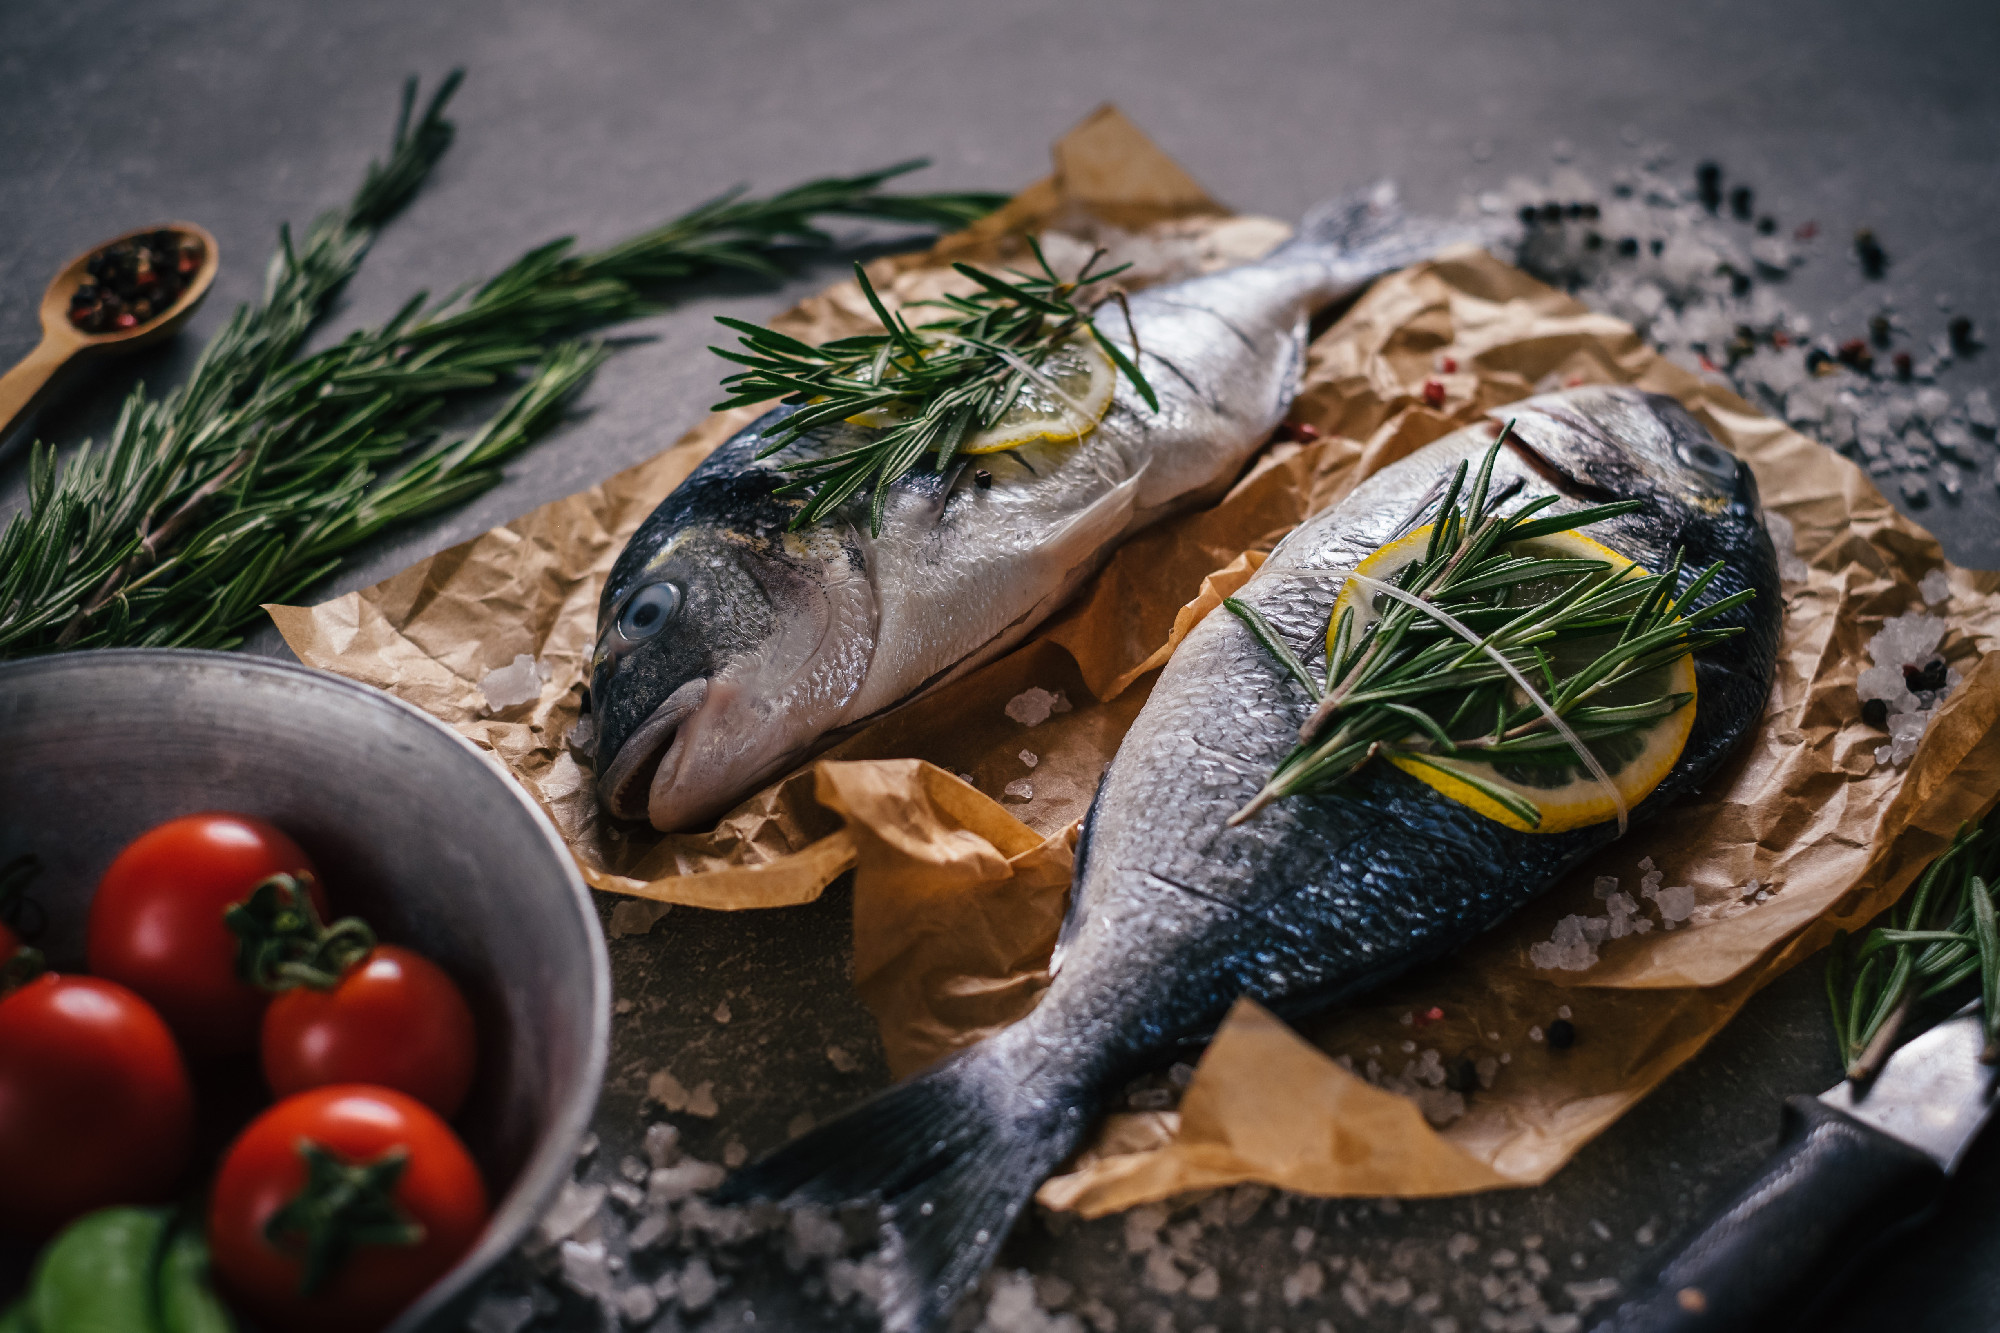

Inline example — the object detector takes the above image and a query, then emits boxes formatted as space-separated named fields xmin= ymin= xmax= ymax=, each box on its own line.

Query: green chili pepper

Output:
xmin=154 ymin=1222 xmax=235 ymax=1333
xmin=28 ymin=1207 xmax=168 ymax=1333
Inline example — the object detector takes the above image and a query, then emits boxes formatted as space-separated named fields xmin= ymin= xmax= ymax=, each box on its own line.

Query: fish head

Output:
xmin=591 ymin=509 xmax=875 ymax=831
xmin=1496 ymin=385 xmax=1763 ymax=525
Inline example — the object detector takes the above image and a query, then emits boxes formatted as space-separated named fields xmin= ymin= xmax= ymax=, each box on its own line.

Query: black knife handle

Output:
xmin=1591 ymin=1096 xmax=1946 ymax=1333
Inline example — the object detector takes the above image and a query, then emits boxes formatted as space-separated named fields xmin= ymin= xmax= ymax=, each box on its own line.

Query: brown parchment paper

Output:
xmin=273 ymin=111 xmax=2000 ymax=1211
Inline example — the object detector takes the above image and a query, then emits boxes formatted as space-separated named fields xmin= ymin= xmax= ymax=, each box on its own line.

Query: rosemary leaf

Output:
xmin=0 ymin=76 xmax=1006 ymax=659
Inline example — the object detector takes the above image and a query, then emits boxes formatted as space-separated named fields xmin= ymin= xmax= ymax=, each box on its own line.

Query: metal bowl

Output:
xmin=0 ymin=649 xmax=610 ymax=1331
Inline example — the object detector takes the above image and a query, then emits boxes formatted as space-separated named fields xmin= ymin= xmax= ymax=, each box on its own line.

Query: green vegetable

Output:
xmin=0 ymin=1298 xmax=32 ymax=1332
xmin=28 ymin=1207 xmax=168 ymax=1333
xmin=155 ymin=1224 xmax=235 ymax=1333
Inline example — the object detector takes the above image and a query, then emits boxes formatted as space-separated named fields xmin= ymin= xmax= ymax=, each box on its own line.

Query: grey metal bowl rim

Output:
xmin=0 ymin=648 xmax=612 ymax=1331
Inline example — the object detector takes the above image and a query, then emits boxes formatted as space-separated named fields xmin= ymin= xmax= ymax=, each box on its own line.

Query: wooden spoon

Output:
xmin=0 ymin=221 xmax=220 ymax=443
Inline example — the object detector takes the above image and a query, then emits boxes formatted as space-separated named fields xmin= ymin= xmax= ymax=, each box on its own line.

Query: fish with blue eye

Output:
xmin=717 ymin=386 xmax=1783 ymax=1333
xmin=584 ymin=186 xmax=1502 ymax=833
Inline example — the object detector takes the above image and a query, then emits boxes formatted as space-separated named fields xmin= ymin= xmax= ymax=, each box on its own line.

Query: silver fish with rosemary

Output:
xmin=589 ymin=187 xmax=1481 ymax=830
xmin=719 ymin=386 xmax=1782 ymax=1331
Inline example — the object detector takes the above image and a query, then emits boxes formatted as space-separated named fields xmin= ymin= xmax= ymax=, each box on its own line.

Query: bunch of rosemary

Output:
xmin=1227 ymin=430 xmax=1752 ymax=826
xmin=1827 ymin=810 xmax=2000 ymax=1080
xmin=709 ymin=238 xmax=1156 ymax=532
xmin=0 ymin=72 xmax=1004 ymax=658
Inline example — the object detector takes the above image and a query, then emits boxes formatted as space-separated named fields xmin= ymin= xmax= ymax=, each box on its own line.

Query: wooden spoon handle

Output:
xmin=0 ymin=335 xmax=78 ymax=443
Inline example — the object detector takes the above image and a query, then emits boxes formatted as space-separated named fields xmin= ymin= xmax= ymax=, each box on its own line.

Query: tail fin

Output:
xmin=1280 ymin=181 xmax=1515 ymax=283
xmin=718 ymin=1039 xmax=1094 ymax=1333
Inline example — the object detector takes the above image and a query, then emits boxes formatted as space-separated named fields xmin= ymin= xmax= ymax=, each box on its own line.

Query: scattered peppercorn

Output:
xmin=1519 ymin=204 xmax=1539 ymax=228
xmin=1696 ymin=161 xmax=1723 ymax=212
xmin=1580 ymin=201 xmax=1601 ymax=220
xmin=1855 ymin=228 xmax=1888 ymax=280
xmin=1730 ymin=271 xmax=1753 ymax=298
xmin=1911 ymin=658 xmax=1948 ymax=692
xmin=1421 ymin=380 xmax=1447 ymax=410
xmin=1949 ymin=316 xmax=1979 ymax=355
xmin=1546 ymin=1019 xmax=1576 ymax=1050
xmin=1445 ymin=1057 xmax=1480 ymax=1095
xmin=1729 ymin=186 xmax=1754 ymax=221
xmin=1756 ymin=216 xmax=1777 ymax=236
xmin=973 ymin=469 xmax=993 ymax=490
xmin=1837 ymin=339 xmax=1874 ymax=373
xmin=1616 ymin=237 xmax=1640 ymax=258
xmin=1583 ymin=231 xmax=1603 ymax=251
xmin=1649 ymin=238 xmax=1665 ymax=257
xmin=1861 ymin=697 xmax=1889 ymax=729
xmin=67 ymin=230 xmax=205 ymax=335
xmin=1893 ymin=350 xmax=1913 ymax=380
xmin=1869 ymin=314 xmax=1893 ymax=349
xmin=1805 ymin=347 xmax=1834 ymax=375
xmin=1540 ymin=202 xmax=1564 ymax=225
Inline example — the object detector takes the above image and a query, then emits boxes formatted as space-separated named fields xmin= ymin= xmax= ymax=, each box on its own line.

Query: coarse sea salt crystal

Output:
xmin=480 ymin=653 xmax=546 ymax=710
xmin=1019 ymin=750 xmax=1039 ymax=768
xmin=1655 ymin=885 xmax=1697 ymax=922
xmin=1920 ymin=569 xmax=1952 ymax=606
xmin=1003 ymin=779 xmax=1034 ymax=802
xmin=1762 ymin=510 xmax=1810 ymax=584
xmin=1005 ymin=687 xmax=1072 ymax=727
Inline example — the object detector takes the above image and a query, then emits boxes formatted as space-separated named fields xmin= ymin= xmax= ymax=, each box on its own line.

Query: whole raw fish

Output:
xmin=721 ymin=386 xmax=1782 ymax=1331
xmin=590 ymin=188 xmax=1480 ymax=830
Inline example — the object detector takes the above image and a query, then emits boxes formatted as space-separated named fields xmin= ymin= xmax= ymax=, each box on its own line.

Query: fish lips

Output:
xmin=597 ymin=676 xmax=709 ymax=822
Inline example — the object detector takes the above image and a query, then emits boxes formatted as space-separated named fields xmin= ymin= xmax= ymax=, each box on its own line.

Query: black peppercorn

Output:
xmin=1756 ymin=216 xmax=1777 ymax=235
xmin=1861 ymin=697 xmax=1888 ymax=729
xmin=1729 ymin=186 xmax=1754 ymax=221
xmin=1915 ymin=658 xmax=1948 ymax=692
xmin=1583 ymin=232 xmax=1603 ymax=251
xmin=974 ymin=470 xmax=992 ymax=490
xmin=1547 ymin=1019 xmax=1576 ymax=1050
xmin=1445 ymin=1057 xmax=1480 ymax=1095
xmin=1696 ymin=161 xmax=1723 ymax=212
xmin=1949 ymin=316 xmax=1979 ymax=355
xmin=1519 ymin=204 xmax=1539 ymax=228
xmin=1616 ymin=237 xmax=1640 ymax=258
xmin=1855 ymin=229 xmax=1888 ymax=280
xmin=1540 ymin=202 xmax=1563 ymax=225
xmin=1730 ymin=272 xmax=1753 ymax=298
xmin=1649 ymin=238 xmax=1664 ymax=257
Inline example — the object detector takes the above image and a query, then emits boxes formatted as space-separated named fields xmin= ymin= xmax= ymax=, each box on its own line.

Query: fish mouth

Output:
xmin=597 ymin=677 xmax=709 ymax=821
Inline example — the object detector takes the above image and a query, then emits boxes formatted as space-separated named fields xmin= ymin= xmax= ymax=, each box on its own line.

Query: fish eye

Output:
xmin=1676 ymin=438 xmax=1739 ymax=481
xmin=617 ymin=582 xmax=681 ymax=641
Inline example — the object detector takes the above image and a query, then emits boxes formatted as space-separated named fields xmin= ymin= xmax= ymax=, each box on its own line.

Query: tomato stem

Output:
xmin=264 ymin=1141 xmax=426 ymax=1294
xmin=0 ymin=946 xmax=44 ymax=996
xmin=225 ymin=874 xmax=377 ymax=992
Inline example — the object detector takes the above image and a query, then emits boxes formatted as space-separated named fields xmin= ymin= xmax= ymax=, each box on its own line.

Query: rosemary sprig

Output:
xmin=1227 ymin=428 xmax=1752 ymax=826
xmin=708 ymin=238 xmax=1158 ymax=532
xmin=1826 ymin=811 xmax=2000 ymax=1079
xmin=0 ymin=75 xmax=1006 ymax=658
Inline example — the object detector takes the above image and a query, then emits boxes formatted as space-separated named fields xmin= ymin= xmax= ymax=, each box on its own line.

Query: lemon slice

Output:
xmin=845 ymin=332 xmax=1116 ymax=455
xmin=1330 ymin=523 xmax=1696 ymax=833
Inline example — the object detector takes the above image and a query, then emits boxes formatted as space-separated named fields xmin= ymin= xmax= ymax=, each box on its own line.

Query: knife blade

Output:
xmin=1591 ymin=1004 xmax=2000 ymax=1333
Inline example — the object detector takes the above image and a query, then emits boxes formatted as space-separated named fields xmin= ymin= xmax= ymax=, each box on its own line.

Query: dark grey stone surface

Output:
xmin=3 ymin=1 xmax=1997 ymax=1328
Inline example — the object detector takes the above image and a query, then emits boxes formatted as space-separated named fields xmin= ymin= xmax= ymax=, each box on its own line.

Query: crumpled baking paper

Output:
xmin=271 ymin=108 xmax=2000 ymax=1213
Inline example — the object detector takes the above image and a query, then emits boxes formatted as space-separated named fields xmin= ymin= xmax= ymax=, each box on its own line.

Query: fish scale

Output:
xmin=721 ymin=385 xmax=1782 ymax=1333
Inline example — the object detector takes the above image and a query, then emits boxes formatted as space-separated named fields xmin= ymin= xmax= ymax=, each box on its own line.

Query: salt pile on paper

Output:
xmin=1855 ymin=609 xmax=1960 ymax=767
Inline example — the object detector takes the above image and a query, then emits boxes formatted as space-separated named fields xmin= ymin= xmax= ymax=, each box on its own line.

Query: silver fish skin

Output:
xmin=590 ymin=187 xmax=1486 ymax=831
xmin=719 ymin=387 xmax=1782 ymax=1332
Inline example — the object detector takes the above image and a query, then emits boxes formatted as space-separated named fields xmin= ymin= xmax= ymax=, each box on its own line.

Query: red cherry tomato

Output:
xmin=88 ymin=812 xmax=322 ymax=1057
xmin=263 ymin=945 xmax=478 ymax=1118
xmin=0 ymin=974 xmax=195 ymax=1238
xmin=209 ymin=1085 xmax=488 ymax=1333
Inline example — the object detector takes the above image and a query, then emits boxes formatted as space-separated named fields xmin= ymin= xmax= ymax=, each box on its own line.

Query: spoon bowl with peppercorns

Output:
xmin=0 ymin=221 xmax=219 ymax=443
